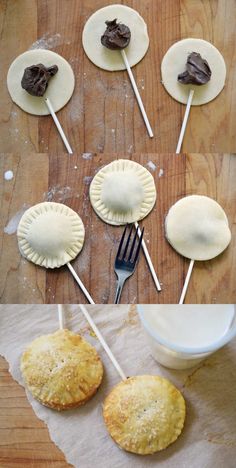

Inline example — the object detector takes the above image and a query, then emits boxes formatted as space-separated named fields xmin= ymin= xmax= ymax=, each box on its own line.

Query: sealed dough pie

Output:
xmin=89 ymin=159 xmax=156 ymax=225
xmin=165 ymin=195 xmax=231 ymax=260
xmin=17 ymin=202 xmax=85 ymax=268
xmin=21 ymin=329 xmax=103 ymax=410
xmin=82 ymin=4 xmax=149 ymax=71
xmin=7 ymin=49 xmax=75 ymax=115
xmin=103 ymin=375 xmax=185 ymax=454
xmin=161 ymin=38 xmax=226 ymax=105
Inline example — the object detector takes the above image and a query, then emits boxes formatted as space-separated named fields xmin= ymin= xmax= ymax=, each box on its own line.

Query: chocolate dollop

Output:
xmin=21 ymin=63 xmax=58 ymax=97
xmin=178 ymin=52 xmax=212 ymax=85
xmin=101 ymin=19 xmax=131 ymax=50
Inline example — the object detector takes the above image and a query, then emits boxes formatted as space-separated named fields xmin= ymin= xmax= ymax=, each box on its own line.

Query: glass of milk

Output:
xmin=137 ymin=304 xmax=236 ymax=370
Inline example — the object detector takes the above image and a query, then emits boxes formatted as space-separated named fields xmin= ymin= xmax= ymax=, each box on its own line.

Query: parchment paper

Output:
xmin=0 ymin=304 xmax=236 ymax=468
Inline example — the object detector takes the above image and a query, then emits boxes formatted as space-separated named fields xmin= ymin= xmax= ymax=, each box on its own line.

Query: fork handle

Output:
xmin=114 ymin=279 xmax=126 ymax=304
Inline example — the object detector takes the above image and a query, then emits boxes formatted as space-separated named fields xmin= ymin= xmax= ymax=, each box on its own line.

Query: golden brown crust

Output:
xmin=103 ymin=375 xmax=185 ymax=454
xmin=21 ymin=329 xmax=103 ymax=411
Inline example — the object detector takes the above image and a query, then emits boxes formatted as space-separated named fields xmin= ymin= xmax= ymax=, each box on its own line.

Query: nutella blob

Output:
xmin=178 ymin=52 xmax=212 ymax=85
xmin=101 ymin=19 xmax=131 ymax=50
xmin=21 ymin=63 xmax=58 ymax=97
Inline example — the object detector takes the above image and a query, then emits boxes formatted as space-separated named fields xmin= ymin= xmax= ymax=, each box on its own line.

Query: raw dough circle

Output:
xmin=165 ymin=195 xmax=231 ymax=260
xmin=103 ymin=375 xmax=186 ymax=454
xmin=89 ymin=159 xmax=156 ymax=225
xmin=21 ymin=329 xmax=103 ymax=410
xmin=7 ymin=49 xmax=75 ymax=115
xmin=82 ymin=4 xmax=149 ymax=71
xmin=161 ymin=38 xmax=226 ymax=105
xmin=17 ymin=202 xmax=85 ymax=268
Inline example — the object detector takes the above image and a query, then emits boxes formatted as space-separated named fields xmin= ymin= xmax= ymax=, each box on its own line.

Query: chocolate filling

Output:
xmin=101 ymin=19 xmax=131 ymax=50
xmin=178 ymin=52 xmax=212 ymax=85
xmin=21 ymin=63 xmax=58 ymax=97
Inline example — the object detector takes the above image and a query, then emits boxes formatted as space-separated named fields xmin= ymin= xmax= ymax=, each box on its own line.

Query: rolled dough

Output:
xmin=161 ymin=38 xmax=226 ymax=105
xmin=7 ymin=49 xmax=75 ymax=115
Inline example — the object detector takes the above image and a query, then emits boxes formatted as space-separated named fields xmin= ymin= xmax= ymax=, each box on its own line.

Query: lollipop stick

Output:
xmin=79 ymin=305 xmax=127 ymax=381
xmin=58 ymin=304 xmax=64 ymax=329
xmin=120 ymin=49 xmax=154 ymax=138
xmin=67 ymin=262 xmax=95 ymax=304
xmin=45 ymin=97 xmax=73 ymax=154
xmin=176 ymin=89 xmax=194 ymax=154
xmin=135 ymin=221 xmax=161 ymax=292
xmin=179 ymin=259 xmax=195 ymax=304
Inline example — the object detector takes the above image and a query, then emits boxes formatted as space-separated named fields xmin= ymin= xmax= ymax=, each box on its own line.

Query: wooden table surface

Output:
xmin=0 ymin=356 xmax=71 ymax=468
xmin=1 ymin=152 xmax=236 ymax=304
xmin=0 ymin=0 xmax=235 ymax=154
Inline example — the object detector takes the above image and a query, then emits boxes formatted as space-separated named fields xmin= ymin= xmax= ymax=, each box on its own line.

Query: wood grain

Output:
xmin=0 ymin=356 xmax=71 ymax=468
xmin=0 ymin=0 xmax=235 ymax=154
xmin=1 ymin=152 xmax=236 ymax=304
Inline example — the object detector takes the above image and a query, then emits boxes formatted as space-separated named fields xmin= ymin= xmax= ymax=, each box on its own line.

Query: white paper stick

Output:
xmin=58 ymin=304 xmax=64 ymax=329
xmin=120 ymin=49 xmax=154 ymax=138
xmin=135 ymin=221 xmax=161 ymax=292
xmin=79 ymin=305 xmax=126 ymax=381
xmin=179 ymin=259 xmax=195 ymax=304
xmin=45 ymin=97 xmax=73 ymax=154
xmin=67 ymin=262 xmax=95 ymax=304
xmin=176 ymin=89 xmax=194 ymax=154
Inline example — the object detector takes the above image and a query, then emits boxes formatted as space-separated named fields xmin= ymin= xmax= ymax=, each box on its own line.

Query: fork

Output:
xmin=114 ymin=224 xmax=144 ymax=304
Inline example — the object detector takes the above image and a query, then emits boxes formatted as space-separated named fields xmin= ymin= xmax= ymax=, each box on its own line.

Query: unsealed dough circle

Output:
xmin=165 ymin=195 xmax=231 ymax=261
xmin=82 ymin=4 xmax=149 ymax=71
xmin=7 ymin=49 xmax=75 ymax=115
xmin=89 ymin=159 xmax=156 ymax=225
xmin=17 ymin=202 xmax=85 ymax=268
xmin=161 ymin=38 xmax=226 ymax=105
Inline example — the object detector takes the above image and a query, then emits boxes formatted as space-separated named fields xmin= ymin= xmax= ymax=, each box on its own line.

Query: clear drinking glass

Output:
xmin=137 ymin=304 xmax=236 ymax=370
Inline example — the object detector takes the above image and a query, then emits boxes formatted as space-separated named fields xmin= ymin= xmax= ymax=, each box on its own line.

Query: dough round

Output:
xmin=103 ymin=375 xmax=185 ymax=454
xmin=89 ymin=159 xmax=156 ymax=225
xmin=7 ymin=49 xmax=75 ymax=115
xmin=82 ymin=4 xmax=149 ymax=71
xmin=165 ymin=195 xmax=231 ymax=260
xmin=17 ymin=202 xmax=85 ymax=268
xmin=161 ymin=38 xmax=226 ymax=105
xmin=21 ymin=329 xmax=103 ymax=410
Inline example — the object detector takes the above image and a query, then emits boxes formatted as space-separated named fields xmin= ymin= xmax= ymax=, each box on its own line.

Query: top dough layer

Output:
xmin=89 ymin=159 xmax=156 ymax=225
xmin=103 ymin=375 xmax=186 ymax=455
xmin=165 ymin=195 xmax=231 ymax=260
xmin=161 ymin=38 xmax=226 ymax=105
xmin=7 ymin=49 xmax=75 ymax=115
xmin=21 ymin=329 xmax=103 ymax=410
xmin=17 ymin=202 xmax=85 ymax=268
xmin=82 ymin=4 xmax=149 ymax=71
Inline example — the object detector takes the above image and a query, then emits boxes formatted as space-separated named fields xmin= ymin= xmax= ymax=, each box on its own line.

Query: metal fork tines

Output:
xmin=114 ymin=224 xmax=144 ymax=304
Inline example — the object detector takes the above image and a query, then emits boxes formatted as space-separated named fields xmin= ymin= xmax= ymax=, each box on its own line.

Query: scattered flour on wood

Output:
xmin=43 ymin=186 xmax=75 ymax=202
xmin=146 ymin=161 xmax=157 ymax=171
xmin=82 ymin=153 xmax=93 ymax=160
xmin=4 ymin=204 xmax=30 ymax=235
xmin=4 ymin=170 xmax=14 ymax=181
xmin=29 ymin=33 xmax=63 ymax=50
xmin=158 ymin=168 xmax=164 ymax=177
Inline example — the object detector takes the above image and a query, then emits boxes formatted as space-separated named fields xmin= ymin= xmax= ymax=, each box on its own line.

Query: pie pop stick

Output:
xmin=179 ymin=259 xmax=195 ymax=304
xmin=58 ymin=304 xmax=65 ymax=329
xmin=176 ymin=89 xmax=194 ymax=154
xmin=67 ymin=263 xmax=95 ymax=304
xmin=45 ymin=97 xmax=73 ymax=154
xmin=79 ymin=305 xmax=126 ymax=380
xmin=120 ymin=49 xmax=153 ymax=138
xmin=135 ymin=222 xmax=161 ymax=291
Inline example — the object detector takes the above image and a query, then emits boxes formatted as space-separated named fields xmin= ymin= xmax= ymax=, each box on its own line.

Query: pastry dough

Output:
xmin=7 ymin=49 xmax=75 ymax=115
xmin=82 ymin=5 xmax=149 ymax=71
xmin=21 ymin=329 xmax=103 ymax=410
xmin=165 ymin=195 xmax=231 ymax=260
xmin=17 ymin=202 xmax=85 ymax=268
xmin=161 ymin=38 xmax=226 ymax=105
xmin=89 ymin=159 xmax=156 ymax=225
xmin=103 ymin=375 xmax=185 ymax=454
